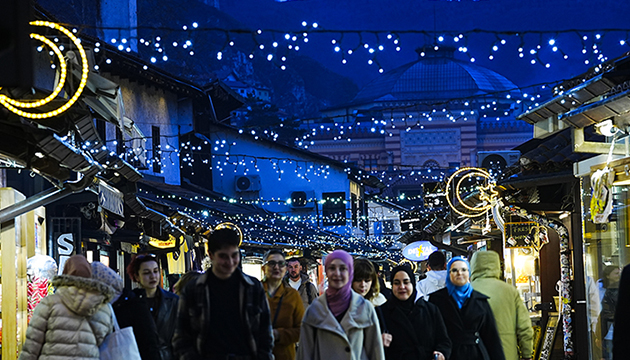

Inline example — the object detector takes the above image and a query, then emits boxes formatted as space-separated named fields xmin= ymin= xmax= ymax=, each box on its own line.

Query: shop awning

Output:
xmin=559 ymin=87 xmax=630 ymax=127
xmin=517 ymin=74 xmax=616 ymax=126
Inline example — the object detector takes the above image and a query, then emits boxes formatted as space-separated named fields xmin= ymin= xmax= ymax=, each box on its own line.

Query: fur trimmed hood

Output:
xmin=52 ymin=275 xmax=115 ymax=316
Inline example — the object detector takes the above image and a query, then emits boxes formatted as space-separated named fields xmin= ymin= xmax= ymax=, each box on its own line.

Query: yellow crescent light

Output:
xmin=0 ymin=21 xmax=89 ymax=119
xmin=446 ymin=167 xmax=496 ymax=218
xmin=214 ymin=222 xmax=243 ymax=246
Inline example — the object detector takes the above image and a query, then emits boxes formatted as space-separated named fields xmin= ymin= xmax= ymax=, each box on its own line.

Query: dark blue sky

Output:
xmin=218 ymin=0 xmax=630 ymax=92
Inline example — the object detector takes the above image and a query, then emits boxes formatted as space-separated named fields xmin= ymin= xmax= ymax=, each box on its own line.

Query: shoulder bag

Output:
xmin=99 ymin=303 xmax=142 ymax=360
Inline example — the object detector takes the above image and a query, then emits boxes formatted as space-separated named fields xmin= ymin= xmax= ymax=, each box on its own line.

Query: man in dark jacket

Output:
xmin=283 ymin=258 xmax=319 ymax=309
xmin=172 ymin=226 xmax=274 ymax=360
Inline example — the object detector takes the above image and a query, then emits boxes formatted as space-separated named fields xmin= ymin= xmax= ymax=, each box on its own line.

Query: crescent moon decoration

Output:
xmin=214 ymin=222 xmax=244 ymax=246
xmin=0 ymin=21 xmax=89 ymax=119
xmin=445 ymin=167 xmax=498 ymax=218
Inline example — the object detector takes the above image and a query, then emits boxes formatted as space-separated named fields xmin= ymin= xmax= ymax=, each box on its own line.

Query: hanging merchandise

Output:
xmin=590 ymin=167 xmax=614 ymax=224
xmin=26 ymin=255 xmax=58 ymax=322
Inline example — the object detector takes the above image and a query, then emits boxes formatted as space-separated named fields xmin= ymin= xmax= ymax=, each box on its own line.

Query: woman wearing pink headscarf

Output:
xmin=297 ymin=250 xmax=385 ymax=360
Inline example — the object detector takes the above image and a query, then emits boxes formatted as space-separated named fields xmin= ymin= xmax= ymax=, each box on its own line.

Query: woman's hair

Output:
xmin=601 ymin=265 xmax=619 ymax=288
xmin=352 ymin=257 xmax=380 ymax=301
xmin=126 ymin=253 xmax=159 ymax=282
xmin=173 ymin=271 xmax=202 ymax=296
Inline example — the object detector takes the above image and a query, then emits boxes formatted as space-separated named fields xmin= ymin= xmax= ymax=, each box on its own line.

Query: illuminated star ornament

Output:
xmin=445 ymin=167 xmax=498 ymax=218
xmin=0 ymin=21 xmax=89 ymax=119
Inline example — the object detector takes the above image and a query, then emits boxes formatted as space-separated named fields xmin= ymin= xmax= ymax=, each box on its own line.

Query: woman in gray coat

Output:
xmin=297 ymin=250 xmax=385 ymax=360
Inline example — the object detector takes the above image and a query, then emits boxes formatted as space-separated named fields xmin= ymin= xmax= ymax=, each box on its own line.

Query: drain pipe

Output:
xmin=0 ymin=175 xmax=96 ymax=224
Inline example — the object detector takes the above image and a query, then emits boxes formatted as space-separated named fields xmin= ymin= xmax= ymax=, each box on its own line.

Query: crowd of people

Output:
xmin=19 ymin=226 xmax=540 ymax=360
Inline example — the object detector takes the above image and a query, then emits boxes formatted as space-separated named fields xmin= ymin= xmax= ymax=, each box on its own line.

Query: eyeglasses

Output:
xmin=136 ymin=253 xmax=157 ymax=260
xmin=264 ymin=260 xmax=287 ymax=268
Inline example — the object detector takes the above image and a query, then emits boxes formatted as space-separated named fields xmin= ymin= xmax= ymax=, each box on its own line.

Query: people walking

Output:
xmin=429 ymin=256 xmax=505 ymax=360
xmin=172 ymin=226 xmax=274 ymax=360
xmin=284 ymin=257 xmax=319 ymax=309
xmin=415 ymin=250 xmax=447 ymax=301
xmin=352 ymin=257 xmax=391 ymax=347
xmin=262 ymin=249 xmax=305 ymax=360
xmin=470 ymin=250 xmax=533 ymax=360
xmin=91 ymin=261 xmax=161 ymax=360
xmin=127 ymin=253 xmax=179 ymax=360
xmin=19 ymin=255 xmax=115 ymax=360
xmin=380 ymin=265 xmax=451 ymax=360
xmin=297 ymin=250 xmax=385 ymax=360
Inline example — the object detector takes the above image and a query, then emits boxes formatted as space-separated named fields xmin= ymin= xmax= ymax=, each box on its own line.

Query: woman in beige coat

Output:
xmin=297 ymin=250 xmax=385 ymax=360
xmin=19 ymin=255 xmax=115 ymax=360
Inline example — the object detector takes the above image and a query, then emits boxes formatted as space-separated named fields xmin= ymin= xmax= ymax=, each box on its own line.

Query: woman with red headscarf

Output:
xmin=297 ymin=250 xmax=385 ymax=360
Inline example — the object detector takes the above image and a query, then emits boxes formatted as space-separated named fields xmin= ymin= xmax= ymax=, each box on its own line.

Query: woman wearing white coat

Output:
xmin=297 ymin=250 xmax=385 ymax=360
xmin=19 ymin=255 xmax=115 ymax=360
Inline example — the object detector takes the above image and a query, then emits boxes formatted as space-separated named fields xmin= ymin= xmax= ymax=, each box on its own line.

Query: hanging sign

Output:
xmin=402 ymin=241 xmax=438 ymax=261
xmin=149 ymin=234 xmax=180 ymax=249
xmin=504 ymin=221 xmax=550 ymax=251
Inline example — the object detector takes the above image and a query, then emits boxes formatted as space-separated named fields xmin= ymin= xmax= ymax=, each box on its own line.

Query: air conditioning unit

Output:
xmin=235 ymin=175 xmax=261 ymax=192
xmin=290 ymin=190 xmax=315 ymax=209
xmin=477 ymin=151 xmax=520 ymax=170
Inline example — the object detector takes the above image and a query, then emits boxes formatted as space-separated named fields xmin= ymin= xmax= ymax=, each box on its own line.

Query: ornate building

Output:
xmin=308 ymin=46 xmax=533 ymax=172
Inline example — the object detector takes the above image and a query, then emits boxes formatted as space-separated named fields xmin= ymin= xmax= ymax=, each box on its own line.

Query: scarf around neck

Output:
xmin=445 ymin=256 xmax=473 ymax=309
xmin=325 ymin=250 xmax=354 ymax=318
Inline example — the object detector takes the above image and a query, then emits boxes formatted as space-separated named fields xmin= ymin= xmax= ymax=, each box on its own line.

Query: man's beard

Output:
xmin=290 ymin=272 xmax=300 ymax=280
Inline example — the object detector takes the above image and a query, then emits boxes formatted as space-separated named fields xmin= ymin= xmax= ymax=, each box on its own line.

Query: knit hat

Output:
xmin=91 ymin=261 xmax=124 ymax=303
xmin=62 ymin=255 xmax=92 ymax=278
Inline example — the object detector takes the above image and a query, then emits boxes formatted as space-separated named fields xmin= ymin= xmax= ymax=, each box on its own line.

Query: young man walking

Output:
xmin=284 ymin=258 xmax=319 ymax=309
xmin=415 ymin=250 xmax=448 ymax=301
xmin=173 ymin=227 xmax=273 ymax=360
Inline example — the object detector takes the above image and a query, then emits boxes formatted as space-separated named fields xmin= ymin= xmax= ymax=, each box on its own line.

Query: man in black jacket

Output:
xmin=172 ymin=227 xmax=273 ymax=360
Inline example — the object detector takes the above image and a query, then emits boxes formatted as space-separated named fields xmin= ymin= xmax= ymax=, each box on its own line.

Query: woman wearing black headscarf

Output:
xmin=429 ymin=257 xmax=505 ymax=360
xmin=380 ymin=265 xmax=451 ymax=360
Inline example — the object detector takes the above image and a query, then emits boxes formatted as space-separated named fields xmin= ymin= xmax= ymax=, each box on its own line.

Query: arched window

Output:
xmin=423 ymin=159 xmax=440 ymax=169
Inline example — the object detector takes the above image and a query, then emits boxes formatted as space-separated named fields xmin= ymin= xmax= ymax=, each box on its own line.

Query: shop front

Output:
xmin=575 ymin=155 xmax=630 ymax=360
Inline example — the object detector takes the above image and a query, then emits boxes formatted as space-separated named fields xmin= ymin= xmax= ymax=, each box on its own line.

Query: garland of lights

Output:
xmin=0 ymin=21 xmax=89 ymax=119
xmin=502 ymin=203 xmax=574 ymax=358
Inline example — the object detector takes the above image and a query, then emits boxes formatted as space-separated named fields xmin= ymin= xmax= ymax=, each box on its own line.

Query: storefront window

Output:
xmin=582 ymin=178 xmax=630 ymax=360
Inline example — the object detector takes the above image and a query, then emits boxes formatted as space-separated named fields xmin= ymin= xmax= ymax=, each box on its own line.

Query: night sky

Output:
xmin=218 ymin=0 xmax=630 ymax=94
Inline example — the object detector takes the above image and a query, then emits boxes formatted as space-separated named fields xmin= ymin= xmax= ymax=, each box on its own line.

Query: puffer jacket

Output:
xmin=19 ymin=274 xmax=115 ymax=360
xmin=471 ymin=251 xmax=534 ymax=360
xmin=297 ymin=291 xmax=385 ymax=360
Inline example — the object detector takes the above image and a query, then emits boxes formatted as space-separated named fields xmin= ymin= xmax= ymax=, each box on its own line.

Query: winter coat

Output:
xmin=415 ymin=270 xmax=447 ymax=301
xmin=172 ymin=268 xmax=273 ymax=360
xmin=297 ymin=291 xmax=385 ymax=360
xmin=380 ymin=298 xmax=452 ymax=360
xmin=284 ymin=272 xmax=319 ymax=309
xmin=113 ymin=288 xmax=161 ymax=360
xmin=19 ymin=275 xmax=115 ymax=360
xmin=613 ymin=264 xmax=630 ymax=359
xmin=134 ymin=287 xmax=179 ymax=360
xmin=471 ymin=251 xmax=534 ymax=360
xmin=429 ymin=287 xmax=505 ymax=360
xmin=263 ymin=281 xmax=305 ymax=360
